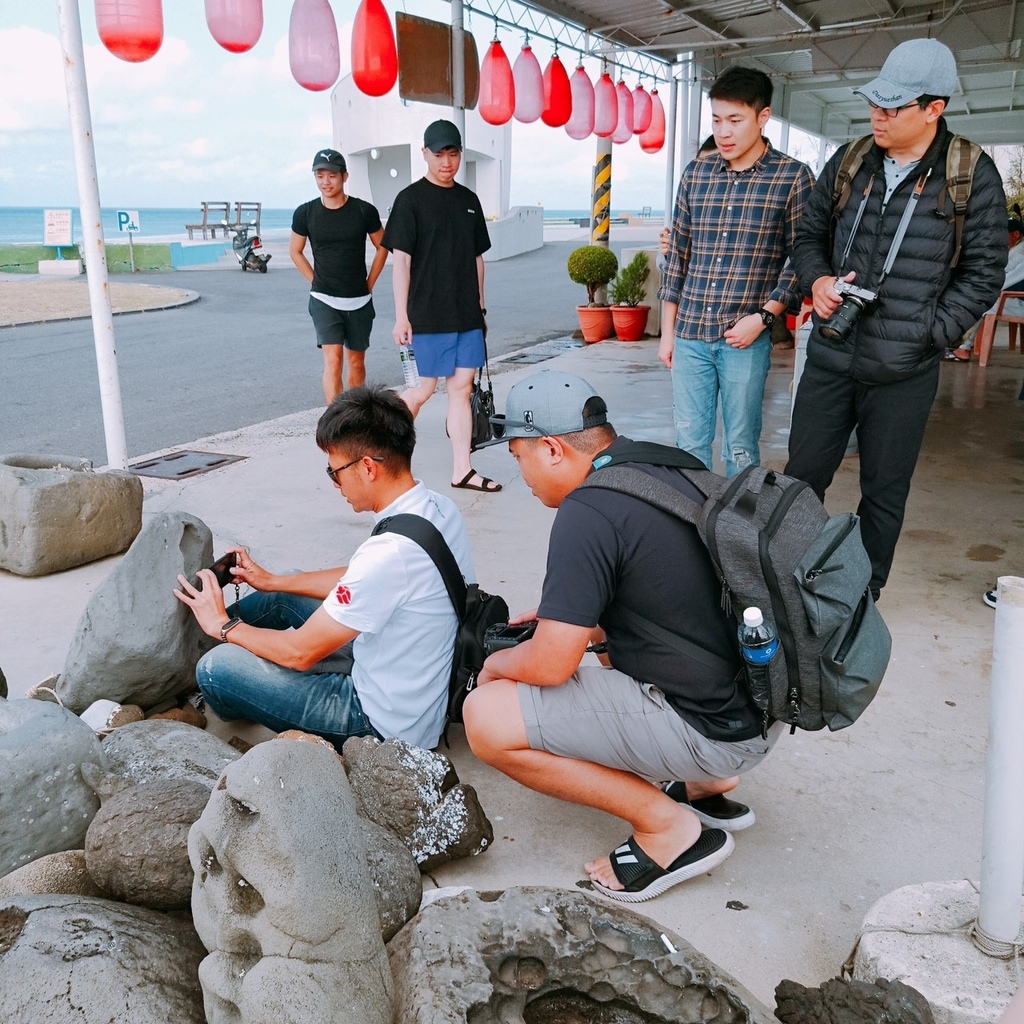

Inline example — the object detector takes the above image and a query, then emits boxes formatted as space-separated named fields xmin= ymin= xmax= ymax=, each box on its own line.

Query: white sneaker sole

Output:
xmin=689 ymin=803 xmax=756 ymax=831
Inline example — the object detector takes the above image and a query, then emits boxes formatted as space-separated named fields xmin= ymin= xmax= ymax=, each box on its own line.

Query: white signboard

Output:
xmin=116 ymin=210 xmax=140 ymax=233
xmin=43 ymin=209 xmax=73 ymax=247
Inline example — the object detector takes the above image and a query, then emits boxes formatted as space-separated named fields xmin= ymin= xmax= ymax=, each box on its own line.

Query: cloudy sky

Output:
xmin=0 ymin=1 xmax=673 ymax=213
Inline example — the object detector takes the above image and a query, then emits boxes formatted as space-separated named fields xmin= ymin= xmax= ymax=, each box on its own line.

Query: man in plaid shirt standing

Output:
xmin=658 ymin=66 xmax=814 ymax=476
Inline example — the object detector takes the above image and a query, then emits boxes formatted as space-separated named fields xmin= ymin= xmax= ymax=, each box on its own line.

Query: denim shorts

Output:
xmin=308 ymin=295 xmax=375 ymax=351
xmin=414 ymin=329 xmax=485 ymax=378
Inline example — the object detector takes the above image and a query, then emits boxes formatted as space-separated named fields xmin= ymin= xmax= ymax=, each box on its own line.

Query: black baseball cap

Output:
xmin=312 ymin=148 xmax=346 ymax=173
xmin=423 ymin=119 xmax=462 ymax=153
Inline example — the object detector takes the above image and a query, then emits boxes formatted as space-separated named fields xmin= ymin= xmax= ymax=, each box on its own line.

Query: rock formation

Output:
xmin=775 ymin=977 xmax=935 ymax=1024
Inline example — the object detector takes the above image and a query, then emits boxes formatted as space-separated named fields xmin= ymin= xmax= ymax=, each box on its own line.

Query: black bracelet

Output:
xmin=587 ymin=642 xmax=608 ymax=655
xmin=480 ymin=307 xmax=487 ymax=316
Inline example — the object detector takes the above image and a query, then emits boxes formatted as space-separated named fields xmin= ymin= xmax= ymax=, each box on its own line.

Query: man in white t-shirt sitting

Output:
xmin=174 ymin=384 xmax=475 ymax=750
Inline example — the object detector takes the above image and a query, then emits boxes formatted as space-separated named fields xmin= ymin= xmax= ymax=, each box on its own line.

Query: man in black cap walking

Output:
xmin=291 ymin=148 xmax=388 ymax=403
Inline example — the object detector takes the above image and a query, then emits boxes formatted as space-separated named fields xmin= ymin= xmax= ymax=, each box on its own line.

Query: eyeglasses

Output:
xmin=866 ymin=100 xmax=922 ymax=119
xmin=325 ymin=454 xmax=384 ymax=484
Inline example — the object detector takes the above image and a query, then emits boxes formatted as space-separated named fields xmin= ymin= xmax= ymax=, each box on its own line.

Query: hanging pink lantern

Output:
xmin=640 ymin=88 xmax=666 ymax=153
xmin=95 ymin=0 xmax=163 ymax=63
xmin=479 ymin=39 xmax=516 ymax=125
xmin=352 ymin=0 xmax=398 ymax=97
xmin=632 ymin=83 xmax=652 ymax=134
xmin=289 ymin=0 xmax=340 ymax=91
xmin=541 ymin=54 xmax=572 ymax=127
xmin=564 ymin=64 xmax=594 ymax=140
xmin=612 ymin=80 xmax=634 ymax=143
xmin=593 ymin=72 xmax=617 ymax=137
xmin=205 ymin=0 xmax=263 ymax=53
xmin=512 ymin=44 xmax=544 ymax=123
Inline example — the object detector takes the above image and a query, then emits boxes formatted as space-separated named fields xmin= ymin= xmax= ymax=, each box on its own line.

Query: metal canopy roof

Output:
xmin=496 ymin=0 xmax=1024 ymax=145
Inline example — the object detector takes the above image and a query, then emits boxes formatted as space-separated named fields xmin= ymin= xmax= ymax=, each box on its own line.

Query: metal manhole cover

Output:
xmin=129 ymin=450 xmax=247 ymax=479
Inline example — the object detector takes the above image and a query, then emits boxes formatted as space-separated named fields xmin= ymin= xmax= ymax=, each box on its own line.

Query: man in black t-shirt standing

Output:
xmin=464 ymin=371 xmax=784 ymax=903
xmin=291 ymin=148 xmax=388 ymax=403
xmin=381 ymin=120 xmax=499 ymax=494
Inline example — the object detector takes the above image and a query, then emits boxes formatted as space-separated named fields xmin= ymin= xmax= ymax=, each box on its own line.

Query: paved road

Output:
xmin=0 ymin=238 xmax=627 ymax=464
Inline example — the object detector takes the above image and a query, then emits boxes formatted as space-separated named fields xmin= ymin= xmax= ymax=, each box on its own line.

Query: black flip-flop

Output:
xmin=591 ymin=830 xmax=734 ymax=903
xmin=452 ymin=470 xmax=502 ymax=493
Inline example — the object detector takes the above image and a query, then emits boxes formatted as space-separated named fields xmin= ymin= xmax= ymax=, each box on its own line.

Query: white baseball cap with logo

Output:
xmin=853 ymin=38 xmax=958 ymax=108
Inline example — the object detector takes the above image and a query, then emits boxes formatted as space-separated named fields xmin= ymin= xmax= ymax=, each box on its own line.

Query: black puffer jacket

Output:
xmin=793 ymin=119 xmax=1007 ymax=383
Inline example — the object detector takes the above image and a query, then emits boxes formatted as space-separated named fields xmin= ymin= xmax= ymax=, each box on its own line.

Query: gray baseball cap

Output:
xmin=482 ymin=371 xmax=608 ymax=446
xmin=853 ymin=38 xmax=957 ymax=107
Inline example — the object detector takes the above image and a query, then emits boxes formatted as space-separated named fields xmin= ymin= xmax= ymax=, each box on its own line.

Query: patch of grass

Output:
xmin=0 ymin=243 xmax=172 ymax=274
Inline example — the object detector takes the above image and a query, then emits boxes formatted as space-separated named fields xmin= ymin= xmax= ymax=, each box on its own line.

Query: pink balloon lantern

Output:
xmin=205 ymin=0 xmax=263 ymax=53
xmin=640 ymin=88 xmax=667 ymax=153
xmin=512 ymin=44 xmax=544 ymax=123
xmin=289 ymin=0 xmax=340 ymax=92
xmin=632 ymin=83 xmax=653 ymax=134
xmin=352 ymin=0 xmax=398 ymax=97
xmin=593 ymin=72 xmax=617 ymax=138
xmin=612 ymin=80 xmax=634 ymax=143
xmin=479 ymin=39 xmax=515 ymax=126
xmin=95 ymin=0 xmax=163 ymax=63
xmin=564 ymin=64 xmax=594 ymax=140
xmin=541 ymin=54 xmax=572 ymax=128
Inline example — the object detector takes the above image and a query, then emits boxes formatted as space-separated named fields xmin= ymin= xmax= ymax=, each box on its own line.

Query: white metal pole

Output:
xmin=663 ymin=68 xmax=679 ymax=226
xmin=977 ymin=575 xmax=1024 ymax=950
xmin=56 ymin=0 xmax=128 ymax=471
xmin=450 ymin=0 xmax=467 ymax=185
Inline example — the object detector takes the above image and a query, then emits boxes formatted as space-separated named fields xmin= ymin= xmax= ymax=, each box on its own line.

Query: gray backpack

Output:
xmin=580 ymin=442 xmax=891 ymax=733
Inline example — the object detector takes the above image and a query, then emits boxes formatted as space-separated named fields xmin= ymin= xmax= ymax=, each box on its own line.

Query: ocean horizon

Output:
xmin=0 ymin=206 xmax=662 ymax=246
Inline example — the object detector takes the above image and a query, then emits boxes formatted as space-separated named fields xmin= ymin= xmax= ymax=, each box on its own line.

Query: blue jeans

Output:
xmin=670 ymin=334 xmax=772 ymax=477
xmin=196 ymin=591 xmax=379 ymax=749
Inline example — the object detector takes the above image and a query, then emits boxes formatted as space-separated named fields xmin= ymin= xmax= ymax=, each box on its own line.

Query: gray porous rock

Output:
xmin=387 ymin=885 xmax=775 ymax=1024
xmin=0 ymin=850 xmax=107 ymax=900
xmin=775 ymin=977 xmax=935 ymax=1024
xmin=362 ymin=819 xmax=422 ymax=942
xmin=85 ymin=779 xmax=211 ymax=911
xmin=0 ymin=894 xmax=206 ymax=1024
xmin=0 ymin=699 xmax=105 ymax=878
xmin=55 ymin=511 xmax=215 ymax=712
xmin=342 ymin=736 xmax=493 ymax=871
xmin=189 ymin=739 xmax=393 ymax=1024
xmin=99 ymin=718 xmax=240 ymax=789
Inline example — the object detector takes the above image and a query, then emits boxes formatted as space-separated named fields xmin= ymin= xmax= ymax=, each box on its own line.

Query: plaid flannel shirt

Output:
xmin=657 ymin=142 xmax=815 ymax=343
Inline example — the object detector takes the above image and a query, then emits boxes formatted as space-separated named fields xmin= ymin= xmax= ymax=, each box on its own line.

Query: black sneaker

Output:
xmin=662 ymin=781 xmax=755 ymax=831
xmin=983 ymin=590 xmax=997 ymax=608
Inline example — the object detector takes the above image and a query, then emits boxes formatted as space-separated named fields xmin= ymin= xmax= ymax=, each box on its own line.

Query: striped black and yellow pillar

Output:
xmin=591 ymin=142 xmax=612 ymax=246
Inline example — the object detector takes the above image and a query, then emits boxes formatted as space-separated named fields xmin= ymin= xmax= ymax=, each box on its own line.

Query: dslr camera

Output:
xmin=483 ymin=621 xmax=537 ymax=656
xmin=819 ymin=280 xmax=878 ymax=343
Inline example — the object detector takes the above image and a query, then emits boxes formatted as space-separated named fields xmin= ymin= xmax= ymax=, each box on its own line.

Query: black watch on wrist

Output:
xmin=757 ymin=308 xmax=776 ymax=327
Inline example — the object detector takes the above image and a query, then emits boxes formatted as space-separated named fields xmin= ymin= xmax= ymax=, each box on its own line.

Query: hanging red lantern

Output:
xmin=479 ymin=38 xmax=515 ymax=126
xmin=541 ymin=54 xmax=572 ymax=127
xmin=612 ymin=80 xmax=634 ymax=143
xmin=352 ymin=0 xmax=398 ymax=97
xmin=95 ymin=0 xmax=163 ymax=63
xmin=640 ymin=88 xmax=666 ymax=153
xmin=632 ymin=83 xmax=652 ymax=134
xmin=593 ymin=72 xmax=617 ymax=138
xmin=564 ymin=64 xmax=594 ymax=140
xmin=204 ymin=0 xmax=263 ymax=53
xmin=512 ymin=44 xmax=544 ymax=123
xmin=289 ymin=0 xmax=340 ymax=92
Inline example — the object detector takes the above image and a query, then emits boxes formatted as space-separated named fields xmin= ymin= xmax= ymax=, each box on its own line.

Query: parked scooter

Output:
xmin=226 ymin=222 xmax=271 ymax=273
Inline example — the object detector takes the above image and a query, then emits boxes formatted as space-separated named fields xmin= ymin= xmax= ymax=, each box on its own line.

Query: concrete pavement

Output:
xmin=1 ymin=246 xmax=1022 ymax=1011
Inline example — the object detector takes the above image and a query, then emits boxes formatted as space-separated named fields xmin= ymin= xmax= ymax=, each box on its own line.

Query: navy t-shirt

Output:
xmin=537 ymin=437 xmax=761 ymax=741
xmin=381 ymin=178 xmax=491 ymax=333
xmin=291 ymin=197 xmax=382 ymax=298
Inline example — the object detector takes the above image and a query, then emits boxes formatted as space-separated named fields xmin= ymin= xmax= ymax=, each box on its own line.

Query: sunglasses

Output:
xmin=325 ymin=454 xmax=384 ymax=484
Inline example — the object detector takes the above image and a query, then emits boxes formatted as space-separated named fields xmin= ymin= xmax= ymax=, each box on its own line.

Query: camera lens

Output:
xmin=819 ymin=298 xmax=864 ymax=342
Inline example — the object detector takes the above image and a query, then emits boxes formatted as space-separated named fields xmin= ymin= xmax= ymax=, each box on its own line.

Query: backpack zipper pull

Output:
xmin=720 ymin=577 xmax=732 ymax=616
xmin=805 ymin=563 xmax=845 ymax=581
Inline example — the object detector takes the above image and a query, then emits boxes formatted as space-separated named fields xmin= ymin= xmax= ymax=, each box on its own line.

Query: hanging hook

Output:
xmin=492 ymin=16 xmax=499 ymax=42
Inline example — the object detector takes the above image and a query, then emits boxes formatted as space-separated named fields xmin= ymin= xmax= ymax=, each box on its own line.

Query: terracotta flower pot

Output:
xmin=576 ymin=305 xmax=614 ymax=343
xmin=611 ymin=304 xmax=651 ymax=342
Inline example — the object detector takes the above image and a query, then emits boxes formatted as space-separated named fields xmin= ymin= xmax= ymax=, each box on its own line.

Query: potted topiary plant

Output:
xmin=608 ymin=251 xmax=652 ymax=341
xmin=567 ymin=245 xmax=618 ymax=342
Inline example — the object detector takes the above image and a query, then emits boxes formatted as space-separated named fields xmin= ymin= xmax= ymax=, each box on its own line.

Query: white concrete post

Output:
xmin=977 ymin=575 xmax=1024 ymax=951
xmin=663 ymin=68 xmax=679 ymax=226
xmin=56 ymin=0 xmax=128 ymax=471
xmin=450 ymin=0 xmax=467 ymax=186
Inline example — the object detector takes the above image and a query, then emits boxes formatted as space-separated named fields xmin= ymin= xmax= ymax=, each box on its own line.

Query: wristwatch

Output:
xmin=757 ymin=308 xmax=776 ymax=327
xmin=587 ymin=641 xmax=609 ymax=655
xmin=220 ymin=616 xmax=242 ymax=642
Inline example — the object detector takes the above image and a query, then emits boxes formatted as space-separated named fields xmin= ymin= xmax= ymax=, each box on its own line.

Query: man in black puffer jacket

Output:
xmin=787 ymin=38 xmax=1006 ymax=598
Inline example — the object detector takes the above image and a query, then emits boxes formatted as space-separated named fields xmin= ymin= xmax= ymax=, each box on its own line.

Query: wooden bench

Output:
xmin=228 ymin=202 xmax=262 ymax=234
xmin=185 ymin=201 xmax=231 ymax=240
xmin=977 ymin=290 xmax=1024 ymax=366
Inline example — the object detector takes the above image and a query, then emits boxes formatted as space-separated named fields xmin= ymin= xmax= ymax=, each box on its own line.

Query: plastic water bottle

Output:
xmin=399 ymin=346 xmax=420 ymax=388
xmin=737 ymin=607 xmax=778 ymax=723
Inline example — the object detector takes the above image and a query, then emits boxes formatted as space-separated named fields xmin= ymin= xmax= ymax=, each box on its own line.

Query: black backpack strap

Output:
xmin=591 ymin=440 xmax=707 ymax=473
xmin=372 ymin=513 xmax=467 ymax=620
xmin=617 ymin=605 xmax=736 ymax=677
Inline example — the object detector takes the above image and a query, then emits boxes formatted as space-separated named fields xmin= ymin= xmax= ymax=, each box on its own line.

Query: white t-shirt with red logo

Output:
xmin=321 ymin=481 xmax=475 ymax=748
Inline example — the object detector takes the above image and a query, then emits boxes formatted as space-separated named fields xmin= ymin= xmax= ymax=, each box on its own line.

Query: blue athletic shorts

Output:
xmin=308 ymin=296 xmax=374 ymax=352
xmin=413 ymin=329 xmax=485 ymax=379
